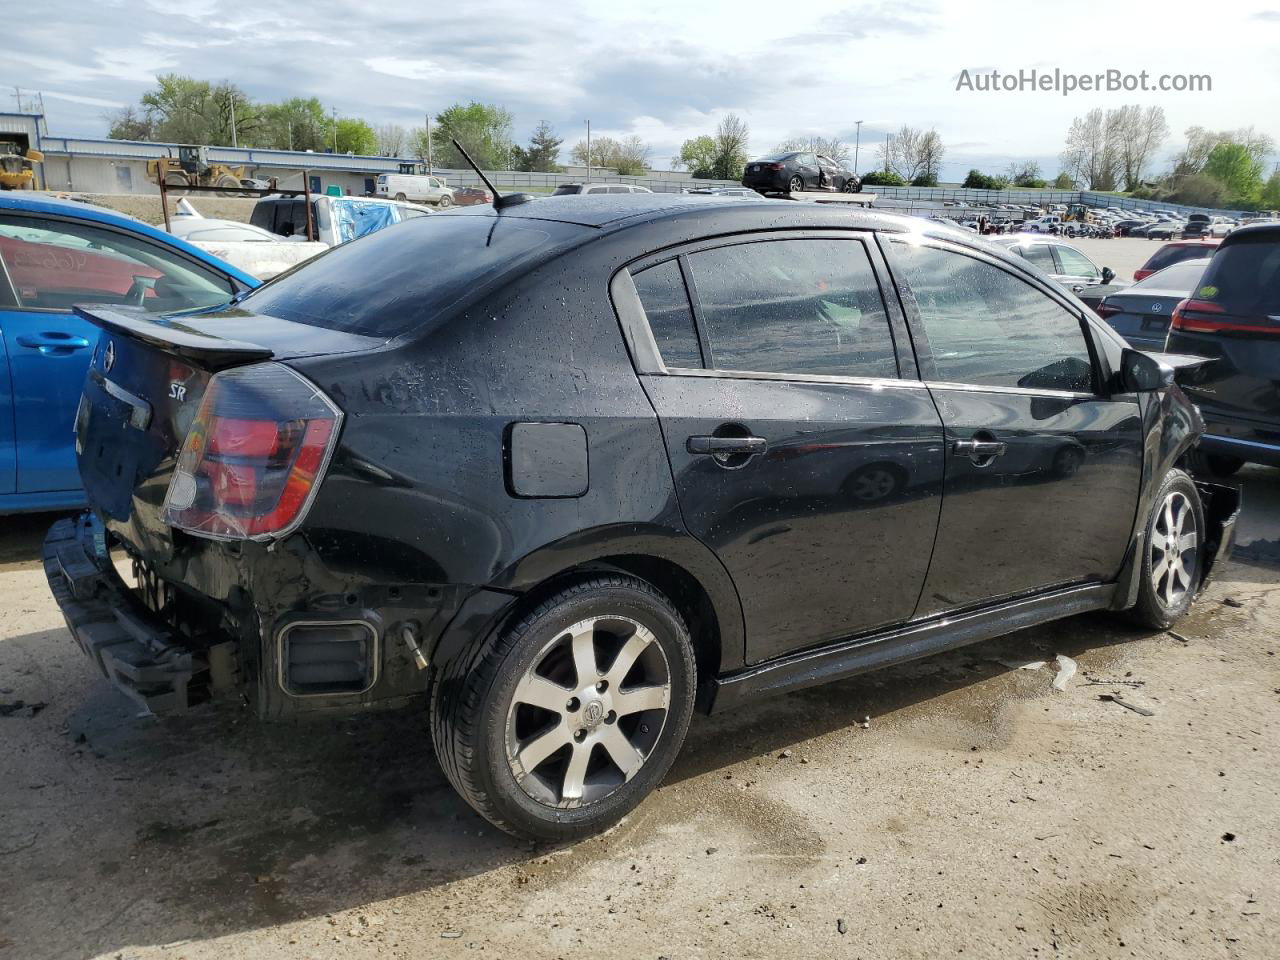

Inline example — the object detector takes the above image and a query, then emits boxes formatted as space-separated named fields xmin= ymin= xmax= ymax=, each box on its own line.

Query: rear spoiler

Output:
xmin=74 ymin=305 xmax=273 ymax=370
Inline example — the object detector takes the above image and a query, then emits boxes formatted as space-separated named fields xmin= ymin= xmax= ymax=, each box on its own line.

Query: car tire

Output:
xmin=1127 ymin=469 xmax=1205 ymax=630
xmin=841 ymin=178 xmax=857 ymax=193
xmin=394 ymin=192 xmax=407 ymax=201
xmin=788 ymin=175 xmax=804 ymax=194
xmin=430 ymin=575 xmax=697 ymax=841
xmin=437 ymin=195 xmax=453 ymax=209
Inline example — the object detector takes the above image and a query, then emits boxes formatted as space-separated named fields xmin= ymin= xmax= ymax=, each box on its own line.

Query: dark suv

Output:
xmin=1166 ymin=222 xmax=1280 ymax=474
xmin=742 ymin=151 xmax=861 ymax=195
xmin=46 ymin=196 xmax=1237 ymax=841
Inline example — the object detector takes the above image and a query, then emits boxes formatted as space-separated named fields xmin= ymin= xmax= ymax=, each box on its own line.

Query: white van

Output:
xmin=376 ymin=168 xmax=455 ymax=207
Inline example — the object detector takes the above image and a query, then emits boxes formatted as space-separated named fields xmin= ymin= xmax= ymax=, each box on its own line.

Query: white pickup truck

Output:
xmin=376 ymin=166 xmax=455 ymax=207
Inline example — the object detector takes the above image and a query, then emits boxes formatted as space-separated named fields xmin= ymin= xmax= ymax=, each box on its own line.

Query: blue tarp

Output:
xmin=330 ymin=198 xmax=402 ymax=244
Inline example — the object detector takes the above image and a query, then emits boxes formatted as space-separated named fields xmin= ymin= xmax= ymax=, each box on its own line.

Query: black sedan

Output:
xmin=47 ymin=195 xmax=1237 ymax=842
xmin=742 ymin=150 xmax=861 ymax=194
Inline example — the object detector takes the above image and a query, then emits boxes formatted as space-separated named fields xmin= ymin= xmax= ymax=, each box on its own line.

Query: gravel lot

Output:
xmin=2 ymin=467 xmax=1278 ymax=960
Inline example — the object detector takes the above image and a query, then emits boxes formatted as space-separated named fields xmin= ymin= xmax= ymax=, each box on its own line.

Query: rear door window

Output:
xmin=891 ymin=242 xmax=1094 ymax=393
xmin=682 ymin=238 xmax=899 ymax=379
xmin=1020 ymin=244 xmax=1056 ymax=271
xmin=631 ymin=260 xmax=702 ymax=368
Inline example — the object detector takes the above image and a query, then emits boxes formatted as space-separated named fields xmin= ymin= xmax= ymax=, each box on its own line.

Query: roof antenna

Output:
xmin=450 ymin=137 xmax=532 ymax=210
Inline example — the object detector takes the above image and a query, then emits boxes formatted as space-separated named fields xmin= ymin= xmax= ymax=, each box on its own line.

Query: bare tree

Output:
xmin=713 ymin=113 xmax=751 ymax=180
xmin=880 ymin=126 xmax=944 ymax=182
xmin=1061 ymin=108 xmax=1122 ymax=190
xmin=1113 ymin=105 xmax=1169 ymax=190
xmin=775 ymin=135 xmax=850 ymax=162
xmin=375 ymin=123 xmax=407 ymax=158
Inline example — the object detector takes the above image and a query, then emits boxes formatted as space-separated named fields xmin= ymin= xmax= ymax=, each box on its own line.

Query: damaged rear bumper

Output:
xmin=44 ymin=515 xmax=201 ymax=715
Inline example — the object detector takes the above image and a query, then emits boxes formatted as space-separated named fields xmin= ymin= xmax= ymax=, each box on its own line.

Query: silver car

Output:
xmin=989 ymin=235 xmax=1116 ymax=294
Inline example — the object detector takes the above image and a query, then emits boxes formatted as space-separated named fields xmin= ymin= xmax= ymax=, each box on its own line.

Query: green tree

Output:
xmin=861 ymin=170 xmax=908 ymax=187
xmin=1052 ymin=171 xmax=1075 ymax=189
xmin=1203 ymin=142 xmax=1264 ymax=207
xmin=570 ymin=135 xmax=650 ymax=176
xmin=710 ymin=114 xmax=750 ymax=180
xmin=106 ymin=105 xmax=154 ymax=141
xmin=516 ymin=121 xmax=563 ymax=172
xmin=675 ymin=135 xmax=718 ymax=178
xmin=259 ymin=98 xmax=329 ymax=151
xmin=961 ymin=169 xmax=1007 ymax=190
xmin=435 ymin=102 xmax=514 ymax=170
xmin=1262 ymin=171 xmax=1280 ymax=210
xmin=335 ymin=117 xmax=376 ymax=155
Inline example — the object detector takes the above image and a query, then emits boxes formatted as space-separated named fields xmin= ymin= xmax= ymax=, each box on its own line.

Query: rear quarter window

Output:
xmin=240 ymin=215 xmax=587 ymax=338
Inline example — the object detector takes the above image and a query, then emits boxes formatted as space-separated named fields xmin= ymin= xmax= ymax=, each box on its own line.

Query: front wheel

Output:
xmin=430 ymin=575 xmax=696 ymax=841
xmin=841 ymin=178 xmax=858 ymax=193
xmin=437 ymin=194 xmax=453 ymax=208
xmin=1128 ymin=469 xmax=1205 ymax=629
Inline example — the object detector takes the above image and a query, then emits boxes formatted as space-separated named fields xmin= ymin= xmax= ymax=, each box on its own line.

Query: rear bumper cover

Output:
xmin=44 ymin=515 xmax=200 ymax=716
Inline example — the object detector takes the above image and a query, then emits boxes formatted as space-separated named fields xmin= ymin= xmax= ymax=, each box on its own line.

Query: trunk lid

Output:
xmin=73 ymin=305 xmax=376 ymax=557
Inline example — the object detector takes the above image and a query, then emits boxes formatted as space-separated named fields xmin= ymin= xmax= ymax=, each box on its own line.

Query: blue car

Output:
xmin=0 ymin=194 xmax=259 ymax=513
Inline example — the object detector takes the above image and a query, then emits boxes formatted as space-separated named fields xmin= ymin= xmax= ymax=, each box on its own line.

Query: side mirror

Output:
xmin=1101 ymin=266 xmax=1115 ymax=284
xmin=1121 ymin=348 xmax=1174 ymax=392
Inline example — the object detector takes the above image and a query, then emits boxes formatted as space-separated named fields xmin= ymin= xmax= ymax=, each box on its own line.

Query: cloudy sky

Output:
xmin=12 ymin=0 xmax=1280 ymax=179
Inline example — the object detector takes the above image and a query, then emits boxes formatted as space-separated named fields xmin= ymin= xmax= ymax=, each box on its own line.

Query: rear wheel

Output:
xmin=1128 ymin=469 xmax=1204 ymax=629
xmin=430 ymin=575 xmax=696 ymax=841
xmin=788 ymin=175 xmax=804 ymax=194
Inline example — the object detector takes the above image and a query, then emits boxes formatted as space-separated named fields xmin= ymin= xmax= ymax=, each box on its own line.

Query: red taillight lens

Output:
xmin=1095 ymin=303 xmax=1121 ymax=319
xmin=767 ymin=163 xmax=784 ymax=170
xmin=1168 ymin=297 xmax=1280 ymax=336
xmin=163 ymin=364 xmax=342 ymax=541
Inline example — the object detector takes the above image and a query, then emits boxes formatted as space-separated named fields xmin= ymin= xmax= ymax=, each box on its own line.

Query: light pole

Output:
xmin=853 ymin=120 xmax=863 ymax=175
xmin=586 ymin=119 xmax=591 ymax=183
xmin=332 ymin=106 xmax=338 ymax=153
xmin=425 ymin=112 xmax=433 ymax=174
xmin=229 ymin=92 xmax=237 ymax=148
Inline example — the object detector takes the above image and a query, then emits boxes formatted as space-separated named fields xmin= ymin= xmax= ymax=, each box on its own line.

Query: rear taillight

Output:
xmin=766 ymin=163 xmax=784 ymax=171
xmin=163 ymin=363 xmax=342 ymax=541
xmin=1170 ymin=298 xmax=1280 ymax=336
xmin=1094 ymin=303 xmax=1121 ymax=319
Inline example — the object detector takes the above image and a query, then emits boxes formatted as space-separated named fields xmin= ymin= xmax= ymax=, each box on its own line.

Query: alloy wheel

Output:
xmin=505 ymin=616 xmax=672 ymax=809
xmin=1150 ymin=491 xmax=1198 ymax=607
xmin=788 ymin=176 xmax=804 ymax=193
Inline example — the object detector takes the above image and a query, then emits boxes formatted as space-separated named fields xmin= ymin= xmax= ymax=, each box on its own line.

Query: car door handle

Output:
xmin=687 ymin=435 xmax=767 ymax=456
xmin=16 ymin=333 xmax=91 ymax=354
xmin=952 ymin=438 xmax=1007 ymax=459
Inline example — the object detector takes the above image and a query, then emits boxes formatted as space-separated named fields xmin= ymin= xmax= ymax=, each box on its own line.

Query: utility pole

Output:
xmin=853 ymin=120 xmax=863 ymax=175
xmin=884 ymin=134 xmax=892 ymax=174
xmin=426 ymin=113 xmax=432 ymax=174
xmin=586 ymin=120 xmax=591 ymax=183
xmin=332 ymin=106 xmax=338 ymax=153
xmin=229 ymin=93 xmax=237 ymax=148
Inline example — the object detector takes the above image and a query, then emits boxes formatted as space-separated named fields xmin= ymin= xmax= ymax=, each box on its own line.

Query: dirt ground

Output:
xmin=1 ymin=465 xmax=1277 ymax=960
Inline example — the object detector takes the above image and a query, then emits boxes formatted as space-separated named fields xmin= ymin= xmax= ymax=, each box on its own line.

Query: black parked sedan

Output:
xmin=742 ymin=150 xmax=861 ymax=194
xmin=48 ymin=195 xmax=1237 ymax=842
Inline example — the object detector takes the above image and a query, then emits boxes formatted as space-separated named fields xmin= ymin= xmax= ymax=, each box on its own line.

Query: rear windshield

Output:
xmin=1142 ymin=244 xmax=1211 ymax=273
xmin=757 ymin=153 xmax=795 ymax=162
xmin=551 ymin=185 xmax=583 ymax=195
xmin=1132 ymin=258 xmax=1211 ymax=291
xmin=240 ymin=214 xmax=586 ymax=337
xmin=1198 ymin=234 xmax=1280 ymax=315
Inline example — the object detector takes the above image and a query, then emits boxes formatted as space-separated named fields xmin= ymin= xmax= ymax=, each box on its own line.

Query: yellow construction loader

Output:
xmin=0 ymin=142 xmax=42 ymax=190
xmin=147 ymin=145 xmax=246 ymax=190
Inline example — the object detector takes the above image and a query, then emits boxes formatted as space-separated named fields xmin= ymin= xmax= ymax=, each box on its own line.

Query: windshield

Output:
xmin=240 ymin=213 xmax=588 ymax=337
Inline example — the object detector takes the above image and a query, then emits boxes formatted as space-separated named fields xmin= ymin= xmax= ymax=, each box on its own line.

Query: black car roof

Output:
xmin=447 ymin=193 xmax=941 ymax=235
xmin=1221 ymin=221 xmax=1280 ymax=245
